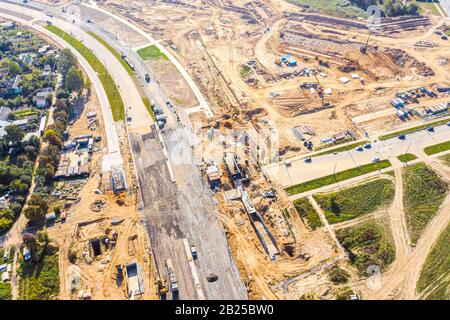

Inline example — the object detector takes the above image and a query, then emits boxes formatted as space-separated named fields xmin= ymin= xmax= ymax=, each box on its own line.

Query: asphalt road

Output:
xmin=0 ymin=0 xmax=247 ymax=300
xmin=264 ymin=122 xmax=450 ymax=187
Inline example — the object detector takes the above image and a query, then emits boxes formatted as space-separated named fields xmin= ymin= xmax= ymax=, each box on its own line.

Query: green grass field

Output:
xmin=380 ymin=118 xmax=450 ymax=140
xmin=87 ymin=31 xmax=134 ymax=76
xmin=285 ymin=160 xmax=392 ymax=195
xmin=46 ymin=25 xmax=125 ymax=121
xmin=137 ymin=45 xmax=168 ymax=61
xmin=293 ymin=198 xmax=323 ymax=230
xmin=0 ymin=283 xmax=11 ymax=300
xmin=438 ymin=153 xmax=450 ymax=167
xmin=403 ymin=163 xmax=448 ymax=244
xmin=287 ymin=0 xmax=367 ymax=18
xmin=314 ymin=179 xmax=395 ymax=224
xmin=336 ymin=220 xmax=395 ymax=275
xmin=424 ymin=141 xmax=450 ymax=156
xmin=417 ymin=222 xmax=450 ymax=299
xmin=416 ymin=1 xmax=443 ymax=16
xmin=19 ymin=253 xmax=59 ymax=300
xmin=397 ymin=153 xmax=418 ymax=163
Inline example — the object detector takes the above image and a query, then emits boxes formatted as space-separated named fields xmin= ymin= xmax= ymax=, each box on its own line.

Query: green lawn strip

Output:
xmin=87 ymin=31 xmax=134 ymax=76
xmin=336 ymin=219 xmax=396 ymax=275
xmin=20 ymin=252 xmax=59 ymax=300
xmin=312 ymin=140 xmax=369 ymax=157
xmin=293 ymin=198 xmax=323 ymax=230
xmin=379 ymin=118 xmax=450 ymax=140
xmin=13 ymin=109 xmax=38 ymax=118
xmin=314 ymin=179 xmax=395 ymax=224
xmin=45 ymin=25 xmax=125 ymax=121
xmin=285 ymin=160 xmax=392 ymax=195
xmin=417 ymin=222 xmax=450 ymax=299
xmin=397 ymin=153 xmax=418 ymax=163
xmin=87 ymin=32 xmax=158 ymax=121
xmin=424 ymin=141 xmax=450 ymax=156
xmin=403 ymin=163 xmax=448 ymax=244
xmin=137 ymin=44 xmax=168 ymax=61
xmin=142 ymin=98 xmax=156 ymax=121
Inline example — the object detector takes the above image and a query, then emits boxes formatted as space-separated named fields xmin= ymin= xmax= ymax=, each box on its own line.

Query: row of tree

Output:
xmin=23 ymin=50 xmax=80 ymax=225
xmin=0 ymin=126 xmax=40 ymax=233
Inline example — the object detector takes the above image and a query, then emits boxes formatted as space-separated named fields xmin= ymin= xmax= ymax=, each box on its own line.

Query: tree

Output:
xmin=4 ymin=125 xmax=24 ymax=145
xmin=36 ymin=163 xmax=55 ymax=185
xmin=23 ymin=193 xmax=48 ymax=224
xmin=0 ymin=217 xmax=13 ymax=232
xmin=65 ymin=66 xmax=84 ymax=93
xmin=9 ymin=179 xmax=28 ymax=195
xmin=44 ymin=129 xmax=62 ymax=148
xmin=56 ymin=49 xmax=76 ymax=74
xmin=24 ymin=145 xmax=38 ymax=160
xmin=7 ymin=61 xmax=21 ymax=77
xmin=406 ymin=2 xmax=419 ymax=15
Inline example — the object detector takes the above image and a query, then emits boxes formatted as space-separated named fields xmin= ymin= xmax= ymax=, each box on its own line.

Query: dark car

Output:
xmin=207 ymin=274 xmax=218 ymax=282
xmin=398 ymin=135 xmax=406 ymax=140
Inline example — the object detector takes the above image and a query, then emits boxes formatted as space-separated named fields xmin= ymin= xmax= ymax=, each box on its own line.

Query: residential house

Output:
xmin=37 ymin=45 xmax=50 ymax=55
xmin=19 ymin=53 xmax=34 ymax=66
xmin=0 ymin=128 xmax=6 ymax=140
xmin=1 ymin=21 xmax=16 ymax=30
xmin=0 ymin=107 xmax=11 ymax=121
xmin=9 ymin=75 xmax=22 ymax=94
xmin=42 ymin=64 xmax=52 ymax=77
xmin=12 ymin=119 xmax=28 ymax=131
xmin=33 ymin=87 xmax=53 ymax=109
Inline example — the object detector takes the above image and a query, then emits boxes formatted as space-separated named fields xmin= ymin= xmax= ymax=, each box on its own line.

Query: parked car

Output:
xmin=398 ymin=135 xmax=406 ymax=140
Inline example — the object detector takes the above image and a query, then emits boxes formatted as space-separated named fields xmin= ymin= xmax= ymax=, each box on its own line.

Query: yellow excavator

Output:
xmin=158 ymin=276 xmax=169 ymax=295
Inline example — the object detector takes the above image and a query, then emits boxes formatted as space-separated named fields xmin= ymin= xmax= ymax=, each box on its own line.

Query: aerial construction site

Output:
xmin=0 ymin=0 xmax=449 ymax=302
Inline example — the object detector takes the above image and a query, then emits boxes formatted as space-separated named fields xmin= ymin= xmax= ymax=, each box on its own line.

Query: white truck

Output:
xmin=165 ymin=259 xmax=178 ymax=292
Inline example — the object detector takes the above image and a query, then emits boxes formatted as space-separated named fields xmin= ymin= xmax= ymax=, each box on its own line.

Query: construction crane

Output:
xmin=360 ymin=29 xmax=372 ymax=54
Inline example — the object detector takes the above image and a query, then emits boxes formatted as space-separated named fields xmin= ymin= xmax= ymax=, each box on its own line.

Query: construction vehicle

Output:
xmin=313 ymin=73 xmax=325 ymax=107
xmin=158 ymin=276 xmax=169 ymax=295
xmin=190 ymin=245 xmax=198 ymax=259
xmin=360 ymin=30 xmax=372 ymax=54
xmin=165 ymin=259 xmax=178 ymax=292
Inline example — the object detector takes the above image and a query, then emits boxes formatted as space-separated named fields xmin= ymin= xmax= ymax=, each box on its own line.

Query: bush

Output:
xmin=328 ymin=266 xmax=350 ymax=284
xmin=68 ymin=247 xmax=77 ymax=264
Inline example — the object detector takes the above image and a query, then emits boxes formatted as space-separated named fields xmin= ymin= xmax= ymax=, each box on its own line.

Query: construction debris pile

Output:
xmin=383 ymin=48 xmax=435 ymax=76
